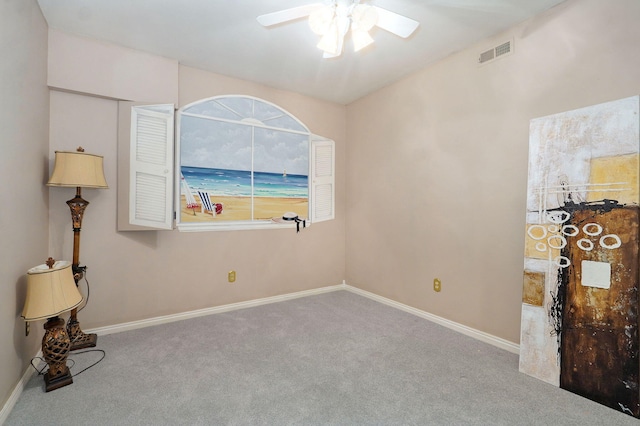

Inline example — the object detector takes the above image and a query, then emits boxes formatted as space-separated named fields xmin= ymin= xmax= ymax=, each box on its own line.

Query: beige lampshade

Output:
xmin=22 ymin=261 xmax=84 ymax=321
xmin=47 ymin=150 xmax=108 ymax=188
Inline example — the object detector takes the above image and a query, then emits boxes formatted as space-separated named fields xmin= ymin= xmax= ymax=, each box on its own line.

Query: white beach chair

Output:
xmin=197 ymin=190 xmax=223 ymax=216
xmin=181 ymin=173 xmax=199 ymax=214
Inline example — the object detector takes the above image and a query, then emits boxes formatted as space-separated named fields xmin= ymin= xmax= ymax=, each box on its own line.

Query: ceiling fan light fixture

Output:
xmin=317 ymin=23 xmax=340 ymax=56
xmin=311 ymin=1 xmax=376 ymax=57
xmin=309 ymin=5 xmax=335 ymax=35
xmin=352 ymin=28 xmax=374 ymax=52
xmin=351 ymin=4 xmax=377 ymax=32
xmin=257 ymin=0 xmax=417 ymax=58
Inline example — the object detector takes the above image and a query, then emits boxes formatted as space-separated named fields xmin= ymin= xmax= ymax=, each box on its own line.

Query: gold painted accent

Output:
xmin=588 ymin=154 xmax=639 ymax=204
xmin=228 ymin=270 xmax=236 ymax=283
xmin=433 ymin=278 xmax=441 ymax=292
xmin=524 ymin=223 xmax=561 ymax=260
xmin=523 ymin=271 xmax=545 ymax=306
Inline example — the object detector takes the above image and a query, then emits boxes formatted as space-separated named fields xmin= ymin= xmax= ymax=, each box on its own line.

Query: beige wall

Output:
xmin=48 ymin=29 xmax=179 ymax=104
xmin=345 ymin=0 xmax=640 ymax=343
xmin=4 ymin=0 xmax=640 ymax=414
xmin=46 ymin=37 xmax=347 ymax=330
xmin=0 ymin=0 xmax=49 ymax=412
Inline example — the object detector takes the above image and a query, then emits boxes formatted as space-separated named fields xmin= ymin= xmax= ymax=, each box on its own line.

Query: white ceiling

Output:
xmin=37 ymin=0 xmax=566 ymax=105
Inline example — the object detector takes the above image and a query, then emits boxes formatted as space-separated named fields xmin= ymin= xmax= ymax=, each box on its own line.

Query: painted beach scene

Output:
xmin=180 ymin=167 xmax=308 ymax=222
xmin=178 ymin=108 xmax=310 ymax=223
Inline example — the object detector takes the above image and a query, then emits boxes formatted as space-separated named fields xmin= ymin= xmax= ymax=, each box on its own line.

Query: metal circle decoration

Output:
xmin=576 ymin=238 xmax=594 ymax=251
xmin=527 ymin=225 xmax=547 ymax=240
xmin=582 ymin=223 xmax=603 ymax=236
xmin=600 ymin=234 xmax=622 ymax=249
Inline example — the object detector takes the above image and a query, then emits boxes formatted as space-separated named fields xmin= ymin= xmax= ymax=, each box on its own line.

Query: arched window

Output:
xmin=178 ymin=96 xmax=312 ymax=230
xmin=125 ymin=96 xmax=334 ymax=232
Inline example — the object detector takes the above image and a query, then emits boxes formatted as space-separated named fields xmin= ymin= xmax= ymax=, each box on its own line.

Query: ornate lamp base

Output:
xmin=66 ymin=191 xmax=99 ymax=351
xmin=44 ymin=367 xmax=73 ymax=392
xmin=67 ymin=315 xmax=97 ymax=351
xmin=43 ymin=317 xmax=73 ymax=392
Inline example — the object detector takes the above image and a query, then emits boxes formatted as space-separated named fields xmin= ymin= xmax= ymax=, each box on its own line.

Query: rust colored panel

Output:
xmin=560 ymin=206 xmax=640 ymax=417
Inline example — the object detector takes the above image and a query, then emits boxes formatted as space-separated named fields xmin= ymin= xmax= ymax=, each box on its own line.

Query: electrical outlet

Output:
xmin=228 ymin=270 xmax=236 ymax=283
xmin=433 ymin=278 xmax=441 ymax=292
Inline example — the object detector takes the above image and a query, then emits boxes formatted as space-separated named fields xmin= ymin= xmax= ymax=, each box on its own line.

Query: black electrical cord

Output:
xmin=29 ymin=349 xmax=106 ymax=378
xmin=29 ymin=357 xmax=47 ymax=375
xmin=69 ymin=349 xmax=106 ymax=377
xmin=76 ymin=265 xmax=90 ymax=313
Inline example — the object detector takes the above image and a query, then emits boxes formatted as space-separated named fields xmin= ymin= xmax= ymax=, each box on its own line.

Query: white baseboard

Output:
xmin=344 ymin=284 xmax=520 ymax=354
xmin=87 ymin=284 xmax=347 ymax=336
xmin=2 ymin=282 xmax=519 ymax=422
xmin=86 ymin=281 xmax=519 ymax=354
xmin=0 ymin=351 xmax=42 ymax=425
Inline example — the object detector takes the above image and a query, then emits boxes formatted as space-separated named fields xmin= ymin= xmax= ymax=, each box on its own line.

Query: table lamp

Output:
xmin=22 ymin=258 xmax=84 ymax=391
xmin=47 ymin=147 xmax=108 ymax=350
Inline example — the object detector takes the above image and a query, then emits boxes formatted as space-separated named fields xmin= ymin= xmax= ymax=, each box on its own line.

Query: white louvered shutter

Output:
xmin=310 ymin=136 xmax=335 ymax=223
xmin=129 ymin=105 xmax=174 ymax=229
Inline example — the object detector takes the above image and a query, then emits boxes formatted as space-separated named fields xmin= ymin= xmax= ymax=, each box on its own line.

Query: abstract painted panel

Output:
xmin=520 ymin=96 xmax=640 ymax=417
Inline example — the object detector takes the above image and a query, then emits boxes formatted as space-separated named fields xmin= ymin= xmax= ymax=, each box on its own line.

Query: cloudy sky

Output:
xmin=179 ymin=97 xmax=310 ymax=175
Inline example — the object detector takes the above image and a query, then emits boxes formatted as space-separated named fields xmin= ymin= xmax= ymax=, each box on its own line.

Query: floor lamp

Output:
xmin=47 ymin=147 xmax=108 ymax=351
xmin=22 ymin=258 xmax=84 ymax=391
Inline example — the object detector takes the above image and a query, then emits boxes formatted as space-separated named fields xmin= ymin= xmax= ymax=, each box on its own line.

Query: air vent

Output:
xmin=479 ymin=49 xmax=495 ymax=64
xmin=495 ymin=41 xmax=511 ymax=57
xmin=478 ymin=39 xmax=513 ymax=65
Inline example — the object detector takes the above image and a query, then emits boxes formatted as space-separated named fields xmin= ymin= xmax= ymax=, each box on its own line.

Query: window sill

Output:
xmin=176 ymin=219 xmax=306 ymax=232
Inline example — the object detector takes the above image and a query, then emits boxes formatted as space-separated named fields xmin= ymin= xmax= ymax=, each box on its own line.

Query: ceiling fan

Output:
xmin=257 ymin=0 xmax=420 ymax=58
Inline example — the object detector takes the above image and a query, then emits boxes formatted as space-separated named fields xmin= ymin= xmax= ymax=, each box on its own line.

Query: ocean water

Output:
xmin=181 ymin=166 xmax=308 ymax=198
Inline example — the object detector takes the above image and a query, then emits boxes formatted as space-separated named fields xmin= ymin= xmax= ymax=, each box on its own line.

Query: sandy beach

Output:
xmin=179 ymin=194 xmax=308 ymax=223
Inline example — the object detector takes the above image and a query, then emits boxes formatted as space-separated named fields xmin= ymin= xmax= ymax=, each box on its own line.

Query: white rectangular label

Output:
xmin=581 ymin=260 xmax=611 ymax=289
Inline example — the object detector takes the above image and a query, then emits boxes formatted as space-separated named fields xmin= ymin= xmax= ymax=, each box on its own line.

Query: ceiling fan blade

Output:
xmin=257 ymin=3 xmax=325 ymax=27
xmin=372 ymin=6 xmax=419 ymax=38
